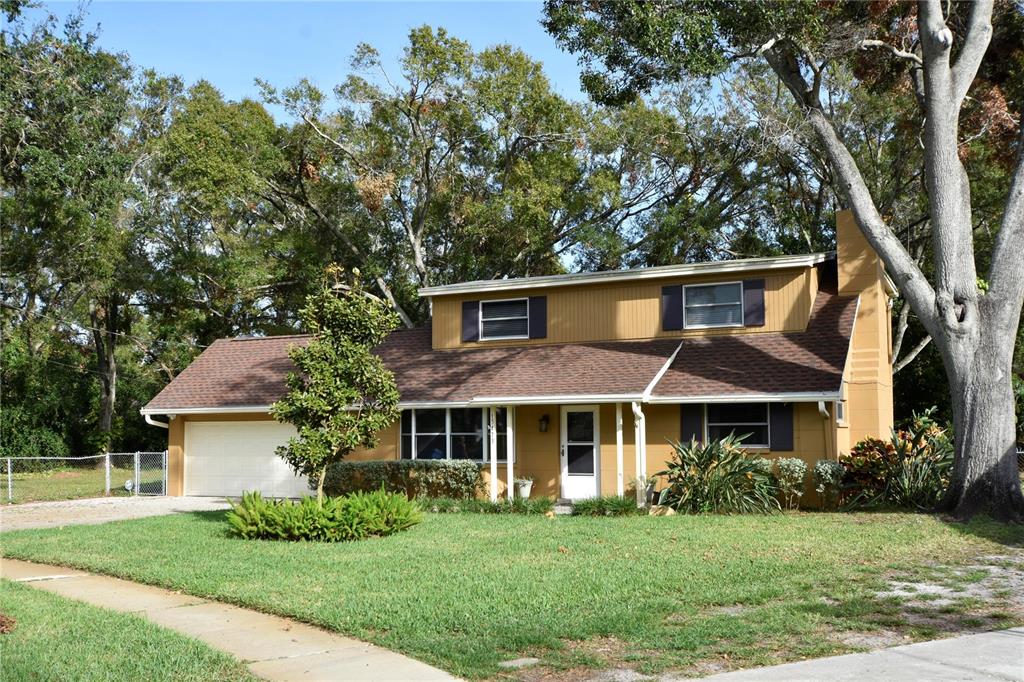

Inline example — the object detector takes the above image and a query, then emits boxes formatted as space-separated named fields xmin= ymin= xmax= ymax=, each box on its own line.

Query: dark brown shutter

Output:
xmin=743 ymin=279 xmax=765 ymax=327
xmin=461 ymin=300 xmax=479 ymax=342
xmin=528 ymin=296 xmax=547 ymax=339
xmin=662 ymin=285 xmax=683 ymax=331
xmin=769 ymin=403 xmax=794 ymax=451
xmin=680 ymin=404 xmax=704 ymax=443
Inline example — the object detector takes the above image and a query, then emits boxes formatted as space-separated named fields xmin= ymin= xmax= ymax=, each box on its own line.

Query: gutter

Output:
xmin=144 ymin=413 xmax=171 ymax=429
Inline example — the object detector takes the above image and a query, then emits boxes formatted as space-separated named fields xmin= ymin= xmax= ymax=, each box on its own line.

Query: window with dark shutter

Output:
xmin=479 ymin=298 xmax=530 ymax=340
xmin=684 ymin=282 xmax=743 ymax=328
xmin=706 ymin=403 xmax=769 ymax=447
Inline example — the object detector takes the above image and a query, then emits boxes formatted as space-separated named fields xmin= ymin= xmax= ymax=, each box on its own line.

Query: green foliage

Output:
xmin=420 ymin=496 xmax=555 ymax=515
xmin=571 ymin=496 xmax=641 ymax=517
xmin=842 ymin=408 xmax=954 ymax=510
xmin=655 ymin=436 xmax=781 ymax=514
xmin=323 ymin=460 xmax=482 ymax=500
xmin=773 ymin=457 xmax=808 ymax=510
xmin=226 ymin=490 xmax=421 ymax=542
xmin=813 ymin=460 xmax=845 ymax=510
xmin=271 ymin=266 xmax=400 ymax=503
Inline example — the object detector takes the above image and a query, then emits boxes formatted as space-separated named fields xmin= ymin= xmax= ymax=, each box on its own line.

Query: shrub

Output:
xmin=774 ymin=457 xmax=808 ymax=510
xmin=813 ymin=460 xmax=844 ymax=510
xmin=419 ymin=496 xmax=555 ymax=514
xmin=654 ymin=436 xmax=781 ymax=514
xmin=571 ymin=496 xmax=642 ymax=517
xmin=323 ymin=460 xmax=482 ymax=499
xmin=226 ymin=489 xmax=421 ymax=542
xmin=841 ymin=408 xmax=953 ymax=510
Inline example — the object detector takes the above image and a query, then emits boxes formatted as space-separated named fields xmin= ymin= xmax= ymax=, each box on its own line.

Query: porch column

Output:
xmin=615 ymin=403 xmax=624 ymax=496
xmin=631 ymin=402 xmax=647 ymax=506
xmin=489 ymin=407 xmax=498 ymax=502
xmin=505 ymin=405 xmax=515 ymax=500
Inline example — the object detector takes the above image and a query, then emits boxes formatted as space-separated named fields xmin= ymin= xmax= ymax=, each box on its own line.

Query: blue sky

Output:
xmin=23 ymin=2 xmax=588 ymax=110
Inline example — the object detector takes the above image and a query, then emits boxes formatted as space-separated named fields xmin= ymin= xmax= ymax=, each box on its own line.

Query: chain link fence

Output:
xmin=2 ymin=452 xmax=167 ymax=504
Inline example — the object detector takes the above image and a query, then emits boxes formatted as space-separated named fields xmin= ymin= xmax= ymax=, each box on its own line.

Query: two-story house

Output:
xmin=142 ymin=210 xmax=894 ymax=502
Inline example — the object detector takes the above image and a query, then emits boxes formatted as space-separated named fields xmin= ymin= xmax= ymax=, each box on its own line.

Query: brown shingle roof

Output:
xmin=143 ymin=291 xmax=857 ymax=412
xmin=649 ymin=289 xmax=856 ymax=399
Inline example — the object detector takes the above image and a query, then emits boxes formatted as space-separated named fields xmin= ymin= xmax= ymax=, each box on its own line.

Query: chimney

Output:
xmin=836 ymin=209 xmax=884 ymax=296
xmin=834 ymin=209 xmax=894 ymax=451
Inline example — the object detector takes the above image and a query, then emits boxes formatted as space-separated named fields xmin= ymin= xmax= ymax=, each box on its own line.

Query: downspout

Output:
xmin=631 ymin=401 xmax=647 ymax=507
xmin=817 ymin=401 xmax=832 ymax=460
xmin=144 ymin=413 xmax=171 ymax=429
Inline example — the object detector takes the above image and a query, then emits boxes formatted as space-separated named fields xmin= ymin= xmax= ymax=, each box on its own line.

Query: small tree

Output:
xmin=271 ymin=265 xmax=400 ymax=505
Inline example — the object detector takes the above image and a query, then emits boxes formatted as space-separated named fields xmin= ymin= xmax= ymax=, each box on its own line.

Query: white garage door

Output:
xmin=184 ymin=421 xmax=309 ymax=498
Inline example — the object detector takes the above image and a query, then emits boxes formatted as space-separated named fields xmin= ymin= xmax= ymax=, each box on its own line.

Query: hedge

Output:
xmin=322 ymin=459 xmax=483 ymax=499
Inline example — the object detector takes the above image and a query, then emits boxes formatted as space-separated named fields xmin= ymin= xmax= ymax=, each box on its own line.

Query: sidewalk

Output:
xmin=1 ymin=557 xmax=458 ymax=681
xmin=700 ymin=627 xmax=1024 ymax=681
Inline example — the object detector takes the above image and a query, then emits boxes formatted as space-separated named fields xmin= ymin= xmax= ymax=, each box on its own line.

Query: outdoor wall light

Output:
xmin=538 ymin=414 xmax=550 ymax=433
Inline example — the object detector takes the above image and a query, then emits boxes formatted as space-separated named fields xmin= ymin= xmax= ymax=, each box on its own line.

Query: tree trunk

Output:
xmin=317 ymin=465 xmax=327 ymax=507
xmin=936 ymin=328 xmax=1024 ymax=522
xmin=91 ymin=299 xmax=119 ymax=451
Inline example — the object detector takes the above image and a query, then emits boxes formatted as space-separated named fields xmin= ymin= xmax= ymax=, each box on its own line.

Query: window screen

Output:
xmin=399 ymin=408 xmax=508 ymax=461
xmin=706 ymin=403 xmax=769 ymax=447
xmin=480 ymin=299 xmax=529 ymax=339
xmin=684 ymin=282 xmax=743 ymax=328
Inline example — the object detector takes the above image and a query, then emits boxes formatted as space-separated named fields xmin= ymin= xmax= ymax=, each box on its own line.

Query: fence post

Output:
xmin=105 ymin=453 xmax=111 ymax=496
xmin=134 ymin=451 xmax=140 ymax=496
xmin=162 ymin=450 xmax=168 ymax=496
xmin=6 ymin=459 xmax=12 ymax=503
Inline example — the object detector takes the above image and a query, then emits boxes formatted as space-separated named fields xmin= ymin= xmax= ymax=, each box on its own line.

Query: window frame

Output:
xmin=704 ymin=402 xmax=770 ymax=449
xmin=400 ymin=408 xmax=508 ymax=462
xmin=479 ymin=297 xmax=530 ymax=341
xmin=683 ymin=281 xmax=745 ymax=329
xmin=835 ymin=400 xmax=847 ymax=425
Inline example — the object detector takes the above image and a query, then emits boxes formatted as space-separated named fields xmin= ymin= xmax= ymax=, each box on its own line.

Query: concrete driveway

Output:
xmin=0 ymin=496 xmax=230 ymax=532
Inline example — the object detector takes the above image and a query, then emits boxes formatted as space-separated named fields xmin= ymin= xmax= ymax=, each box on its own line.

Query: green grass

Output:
xmin=1 ymin=512 xmax=1021 ymax=678
xmin=0 ymin=580 xmax=257 ymax=681
xmin=2 ymin=465 xmax=163 ymax=504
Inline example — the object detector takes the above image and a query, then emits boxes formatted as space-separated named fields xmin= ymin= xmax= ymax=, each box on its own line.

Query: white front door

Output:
xmin=560 ymin=405 xmax=600 ymax=500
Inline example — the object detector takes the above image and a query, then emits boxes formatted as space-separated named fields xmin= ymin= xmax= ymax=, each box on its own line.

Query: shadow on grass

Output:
xmin=939 ymin=515 xmax=1024 ymax=548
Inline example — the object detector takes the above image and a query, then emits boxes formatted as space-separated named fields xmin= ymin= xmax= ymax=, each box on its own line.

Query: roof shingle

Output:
xmin=144 ymin=290 xmax=856 ymax=412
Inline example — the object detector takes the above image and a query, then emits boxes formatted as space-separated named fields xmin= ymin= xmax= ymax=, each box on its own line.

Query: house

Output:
xmin=141 ymin=210 xmax=894 ymax=502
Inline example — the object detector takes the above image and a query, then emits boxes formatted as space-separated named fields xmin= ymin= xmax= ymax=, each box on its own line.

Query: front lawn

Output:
xmin=0 ymin=580 xmax=256 ymax=682
xmin=2 ymin=512 xmax=1021 ymax=679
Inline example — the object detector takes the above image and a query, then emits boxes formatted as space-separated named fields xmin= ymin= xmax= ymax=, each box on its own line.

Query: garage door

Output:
xmin=184 ymin=421 xmax=309 ymax=498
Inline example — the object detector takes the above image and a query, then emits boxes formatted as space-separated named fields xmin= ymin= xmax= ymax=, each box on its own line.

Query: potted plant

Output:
xmin=514 ymin=476 xmax=534 ymax=499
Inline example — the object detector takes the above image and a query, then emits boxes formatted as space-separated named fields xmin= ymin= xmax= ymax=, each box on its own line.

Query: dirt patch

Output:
xmin=831 ymin=629 xmax=908 ymax=650
xmin=872 ymin=551 xmax=1024 ymax=637
xmin=0 ymin=613 xmax=16 ymax=634
xmin=50 ymin=471 xmax=82 ymax=480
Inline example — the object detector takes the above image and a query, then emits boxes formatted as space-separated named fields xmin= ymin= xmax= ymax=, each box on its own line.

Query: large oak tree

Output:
xmin=545 ymin=0 xmax=1024 ymax=520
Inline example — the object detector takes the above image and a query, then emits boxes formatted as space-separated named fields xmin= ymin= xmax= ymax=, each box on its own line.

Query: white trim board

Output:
xmin=418 ymin=253 xmax=831 ymax=297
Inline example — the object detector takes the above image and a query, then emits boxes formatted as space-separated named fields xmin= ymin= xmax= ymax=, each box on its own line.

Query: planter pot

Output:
xmin=515 ymin=480 xmax=533 ymax=499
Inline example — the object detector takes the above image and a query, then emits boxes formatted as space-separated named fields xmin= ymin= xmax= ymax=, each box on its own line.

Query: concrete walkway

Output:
xmin=700 ymin=627 xmax=1024 ymax=681
xmin=0 ymin=495 xmax=231 ymax=531
xmin=1 ymin=558 xmax=457 ymax=681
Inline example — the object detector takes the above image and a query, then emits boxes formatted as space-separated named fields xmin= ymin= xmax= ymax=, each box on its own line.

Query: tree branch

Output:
xmin=893 ymin=334 xmax=932 ymax=374
xmin=951 ymin=0 xmax=994 ymax=105
xmin=859 ymin=40 xmax=923 ymax=66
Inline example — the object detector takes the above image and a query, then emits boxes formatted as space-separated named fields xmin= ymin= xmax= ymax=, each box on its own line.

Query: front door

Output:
xmin=560 ymin=405 xmax=600 ymax=500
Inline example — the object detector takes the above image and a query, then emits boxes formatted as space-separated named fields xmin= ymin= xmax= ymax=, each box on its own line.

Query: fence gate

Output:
xmin=107 ymin=451 xmax=168 ymax=496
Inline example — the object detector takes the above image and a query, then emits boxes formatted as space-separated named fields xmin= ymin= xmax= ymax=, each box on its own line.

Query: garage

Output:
xmin=184 ymin=421 xmax=309 ymax=498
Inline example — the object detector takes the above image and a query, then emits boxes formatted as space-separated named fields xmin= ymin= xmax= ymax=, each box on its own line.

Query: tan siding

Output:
xmin=432 ymin=268 xmax=816 ymax=349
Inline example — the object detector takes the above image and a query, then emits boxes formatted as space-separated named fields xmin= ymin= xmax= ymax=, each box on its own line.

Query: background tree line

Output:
xmin=2 ymin=6 xmax=1020 ymax=459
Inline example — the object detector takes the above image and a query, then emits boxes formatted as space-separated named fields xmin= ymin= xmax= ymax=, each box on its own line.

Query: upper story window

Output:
xmin=706 ymin=403 xmax=770 ymax=448
xmin=684 ymin=282 xmax=743 ymax=328
xmin=480 ymin=298 xmax=529 ymax=340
